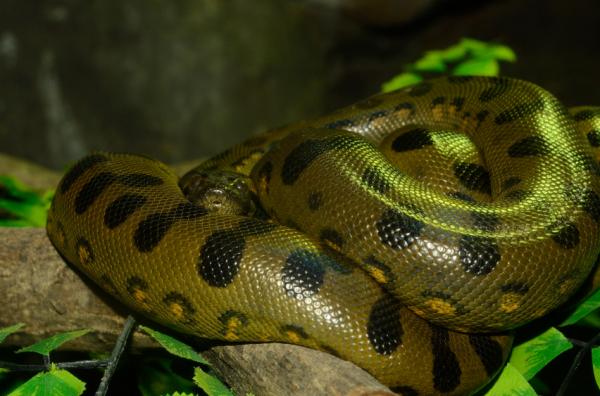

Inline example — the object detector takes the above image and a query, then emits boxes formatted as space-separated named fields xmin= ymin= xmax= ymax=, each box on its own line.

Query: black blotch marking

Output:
xmin=576 ymin=154 xmax=600 ymax=176
xmin=494 ymin=99 xmax=545 ymax=124
xmin=367 ymin=293 xmax=403 ymax=355
xmin=431 ymin=325 xmax=461 ymax=393
xmin=237 ymin=218 xmax=278 ymax=236
xmin=281 ymin=324 xmax=309 ymax=339
xmin=356 ymin=97 xmax=384 ymax=109
xmin=476 ymin=109 xmax=489 ymax=124
xmin=281 ymin=136 xmax=352 ymax=185
xmin=389 ymin=386 xmax=419 ymax=396
xmin=307 ymin=191 xmax=323 ymax=211
xmin=163 ymin=292 xmax=196 ymax=321
xmin=549 ymin=221 xmax=580 ymax=249
xmin=447 ymin=191 xmax=475 ymax=202
xmin=587 ymin=130 xmax=600 ymax=147
xmin=364 ymin=255 xmax=395 ymax=284
xmin=104 ymin=194 xmax=147 ymax=229
xmin=75 ymin=237 xmax=94 ymax=265
xmin=133 ymin=212 xmax=177 ymax=252
xmin=119 ymin=173 xmax=164 ymax=187
xmin=583 ymin=189 xmax=600 ymax=223
xmin=393 ymin=102 xmax=415 ymax=116
xmin=507 ymin=136 xmax=549 ymax=157
xmin=324 ymin=119 xmax=354 ymax=130
xmin=468 ymin=335 xmax=505 ymax=376
xmin=501 ymin=282 xmax=529 ymax=294
xmin=281 ymin=249 xmax=327 ymax=298
xmin=447 ymin=76 xmax=474 ymax=84
xmin=501 ymin=177 xmax=522 ymax=192
xmin=75 ymin=172 xmax=117 ymax=214
xmin=573 ymin=109 xmax=600 ymax=121
xmin=452 ymin=97 xmax=466 ymax=112
xmin=219 ymin=310 xmax=249 ymax=327
xmin=479 ymin=78 xmax=510 ymax=102
xmin=320 ymin=228 xmax=345 ymax=249
xmin=459 ymin=236 xmax=501 ymax=275
xmin=60 ymin=154 xmax=109 ymax=193
xmin=198 ymin=229 xmax=246 ymax=288
xmin=376 ymin=209 xmax=423 ymax=250
xmin=504 ymin=189 xmax=530 ymax=201
xmin=257 ymin=160 xmax=273 ymax=193
xmin=361 ymin=167 xmax=390 ymax=194
xmin=368 ymin=110 xmax=388 ymax=124
xmin=391 ymin=128 xmax=433 ymax=152
xmin=453 ymin=162 xmax=492 ymax=195
xmin=431 ymin=96 xmax=446 ymax=106
xmin=133 ymin=203 xmax=206 ymax=252
xmin=409 ymin=81 xmax=433 ymax=97
xmin=472 ymin=212 xmax=500 ymax=232
xmin=126 ymin=276 xmax=149 ymax=295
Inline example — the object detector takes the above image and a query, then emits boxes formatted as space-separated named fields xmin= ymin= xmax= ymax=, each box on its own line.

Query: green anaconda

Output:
xmin=47 ymin=76 xmax=600 ymax=395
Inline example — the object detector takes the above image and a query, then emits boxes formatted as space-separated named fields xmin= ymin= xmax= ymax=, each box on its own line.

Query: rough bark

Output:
xmin=0 ymin=228 xmax=393 ymax=396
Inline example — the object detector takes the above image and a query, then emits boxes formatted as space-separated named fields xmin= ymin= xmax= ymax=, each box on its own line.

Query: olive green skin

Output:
xmin=47 ymin=76 xmax=600 ymax=395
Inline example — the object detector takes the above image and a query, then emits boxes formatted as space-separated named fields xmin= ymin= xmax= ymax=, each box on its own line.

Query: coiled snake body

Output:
xmin=47 ymin=76 xmax=600 ymax=395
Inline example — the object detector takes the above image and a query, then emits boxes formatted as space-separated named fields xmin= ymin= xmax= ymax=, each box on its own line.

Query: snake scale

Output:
xmin=47 ymin=76 xmax=600 ymax=395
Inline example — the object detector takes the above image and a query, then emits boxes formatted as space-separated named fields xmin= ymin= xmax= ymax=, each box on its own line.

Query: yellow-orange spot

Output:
xmin=393 ymin=109 xmax=412 ymax=121
xmin=559 ymin=279 xmax=576 ymax=295
xmin=77 ymin=245 xmax=90 ymax=265
xmin=426 ymin=298 xmax=456 ymax=315
xmin=460 ymin=115 xmax=477 ymax=131
xmin=499 ymin=292 xmax=522 ymax=313
xmin=133 ymin=289 xmax=147 ymax=304
xmin=224 ymin=330 xmax=239 ymax=341
xmin=169 ymin=303 xmax=184 ymax=319
xmin=432 ymin=105 xmax=445 ymax=120
xmin=367 ymin=266 xmax=388 ymax=284
xmin=286 ymin=330 xmax=301 ymax=344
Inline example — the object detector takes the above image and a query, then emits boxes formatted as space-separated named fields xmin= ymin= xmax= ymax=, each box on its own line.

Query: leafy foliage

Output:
xmin=381 ymin=37 xmax=516 ymax=92
xmin=140 ymin=326 xmax=209 ymax=365
xmin=0 ymin=176 xmax=53 ymax=227
xmin=6 ymin=365 xmax=85 ymax=396
xmin=16 ymin=330 xmax=91 ymax=357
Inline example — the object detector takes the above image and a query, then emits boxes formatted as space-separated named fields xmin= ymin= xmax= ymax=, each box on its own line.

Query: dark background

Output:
xmin=1 ymin=0 xmax=599 ymax=169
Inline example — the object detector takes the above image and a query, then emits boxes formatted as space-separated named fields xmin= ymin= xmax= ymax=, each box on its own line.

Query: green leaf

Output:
xmin=137 ymin=356 xmax=196 ymax=396
xmin=7 ymin=365 xmax=85 ymax=396
xmin=460 ymin=37 xmax=488 ymax=53
xmin=140 ymin=326 xmax=209 ymax=365
xmin=439 ymin=44 xmax=467 ymax=62
xmin=16 ymin=329 xmax=91 ymax=357
xmin=487 ymin=44 xmax=517 ymax=62
xmin=0 ymin=176 xmax=52 ymax=228
xmin=485 ymin=363 xmax=537 ymax=396
xmin=413 ymin=51 xmax=446 ymax=72
xmin=592 ymin=347 xmax=600 ymax=390
xmin=509 ymin=327 xmax=573 ymax=380
xmin=453 ymin=58 xmax=499 ymax=76
xmin=162 ymin=393 xmax=197 ymax=396
xmin=381 ymin=73 xmax=422 ymax=93
xmin=193 ymin=367 xmax=233 ymax=396
xmin=0 ymin=323 xmax=24 ymax=344
xmin=561 ymin=288 xmax=600 ymax=326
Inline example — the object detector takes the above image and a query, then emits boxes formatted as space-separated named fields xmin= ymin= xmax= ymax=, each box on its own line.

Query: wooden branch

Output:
xmin=0 ymin=227 xmax=393 ymax=396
